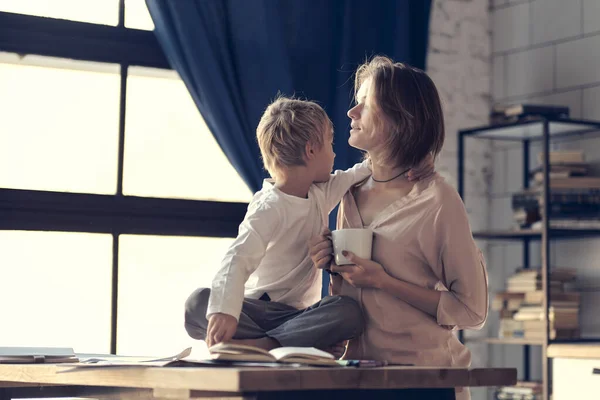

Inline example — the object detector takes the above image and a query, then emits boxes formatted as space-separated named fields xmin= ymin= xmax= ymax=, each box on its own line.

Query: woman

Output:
xmin=309 ymin=56 xmax=488 ymax=400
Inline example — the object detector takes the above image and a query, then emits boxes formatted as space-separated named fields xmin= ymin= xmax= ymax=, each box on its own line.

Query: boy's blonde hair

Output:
xmin=256 ymin=96 xmax=332 ymax=178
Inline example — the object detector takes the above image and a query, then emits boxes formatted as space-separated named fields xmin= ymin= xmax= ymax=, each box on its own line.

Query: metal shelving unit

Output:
xmin=457 ymin=117 xmax=600 ymax=400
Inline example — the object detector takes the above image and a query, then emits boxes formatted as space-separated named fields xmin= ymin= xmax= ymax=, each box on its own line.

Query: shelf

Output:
xmin=473 ymin=228 xmax=600 ymax=241
xmin=548 ymin=342 xmax=600 ymax=359
xmin=466 ymin=337 xmax=543 ymax=345
xmin=473 ymin=230 xmax=540 ymax=240
xmin=459 ymin=117 xmax=600 ymax=141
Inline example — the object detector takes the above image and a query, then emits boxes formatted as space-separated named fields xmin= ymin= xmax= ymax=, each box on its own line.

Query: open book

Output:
xmin=208 ymin=343 xmax=339 ymax=366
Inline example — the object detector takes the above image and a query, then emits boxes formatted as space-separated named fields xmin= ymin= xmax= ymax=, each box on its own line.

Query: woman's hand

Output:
xmin=206 ymin=313 xmax=238 ymax=348
xmin=330 ymin=251 xmax=388 ymax=289
xmin=407 ymin=153 xmax=435 ymax=181
xmin=309 ymin=227 xmax=333 ymax=270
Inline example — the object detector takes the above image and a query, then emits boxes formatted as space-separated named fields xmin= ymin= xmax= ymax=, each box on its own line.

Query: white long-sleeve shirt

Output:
xmin=207 ymin=161 xmax=371 ymax=320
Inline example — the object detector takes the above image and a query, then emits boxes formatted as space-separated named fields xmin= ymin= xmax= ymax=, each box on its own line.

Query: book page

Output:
xmin=268 ymin=347 xmax=334 ymax=361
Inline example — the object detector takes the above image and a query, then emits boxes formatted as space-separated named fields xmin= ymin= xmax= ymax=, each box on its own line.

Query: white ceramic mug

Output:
xmin=331 ymin=228 xmax=373 ymax=265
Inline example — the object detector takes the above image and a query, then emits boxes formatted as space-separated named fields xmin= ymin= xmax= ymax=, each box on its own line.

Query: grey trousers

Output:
xmin=184 ymin=288 xmax=364 ymax=349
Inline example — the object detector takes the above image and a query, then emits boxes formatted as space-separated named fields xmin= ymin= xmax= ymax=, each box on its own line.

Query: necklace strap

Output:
xmin=371 ymin=167 xmax=411 ymax=183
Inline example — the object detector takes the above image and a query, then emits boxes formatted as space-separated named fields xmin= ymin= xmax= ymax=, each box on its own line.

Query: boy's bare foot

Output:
xmin=227 ymin=337 xmax=280 ymax=351
xmin=322 ymin=340 xmax=348 ymax=359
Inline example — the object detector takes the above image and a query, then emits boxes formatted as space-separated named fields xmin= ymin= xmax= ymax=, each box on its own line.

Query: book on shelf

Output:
xmin=492 ymin=291 xmax=581 ymax=312
xmin=492 ymin=292 xmax=526 ymax=311
xmin=513 ymin=306 xmax=579 ymax=327
xmin=523 ymin=328 xmax=580 ymax=340
xmin=531 ymin=170 xmax=589 ymax=183
xmin=495 ymin=381 xmax=542 ymax=400
xmin=536 ymin=150 xmax=584 ymax=164
xmin=544 ymin=176 xmax=600 ymax=190
xmin=489 ymin=104 xmax=569 ymax=125
xmin=505 ymin=104 xmax=569 ymax=119
xmin=0 ymin=347 xmax=78 ymax=364
xmin=512 ymin=187 xmax=600 ymax=208
xmin=530 ymin=163 xmax=589 ymax=176
xmin=494 ymin=267 xmax=582 ymax=340
xmin=524 ymin=290 xmax=580 ymax=304
xmin=511 ymin=150 xmax=600 ymax=228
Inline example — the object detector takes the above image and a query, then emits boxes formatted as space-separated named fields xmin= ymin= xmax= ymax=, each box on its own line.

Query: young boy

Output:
xmin=184 ymin=97 xmax=428 ymax=352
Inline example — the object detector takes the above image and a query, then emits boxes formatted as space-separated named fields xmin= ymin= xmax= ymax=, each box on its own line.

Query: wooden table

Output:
xmin=0 ymin=364 xmax=516 ymax=400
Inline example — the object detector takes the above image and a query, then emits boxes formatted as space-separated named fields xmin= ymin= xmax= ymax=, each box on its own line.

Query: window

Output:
xmin=0 ymin=2 xmax=250 ymax=355
xmin=116 ymin=235 xmax=233 ymax=356
xmin=0 ymin=231 xmax=112 ymax=353
xmin=0 ymin=0 xmax=119 ymax=26
xmin=0 ymin=53 xmax=120 ymax=194
xmin=125 ymin=0 xmax=154 ymax=31
xmin=124 ymin=67 xmax=253 ymax=203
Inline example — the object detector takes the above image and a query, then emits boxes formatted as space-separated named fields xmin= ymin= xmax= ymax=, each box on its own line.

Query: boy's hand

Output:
xmin=206 ymin=313 xmax=238 ymax=348
xmin=309 ymin=227 xmax=333 ymax=270
xmin=407 ymin=153 xmax=435 ymax=181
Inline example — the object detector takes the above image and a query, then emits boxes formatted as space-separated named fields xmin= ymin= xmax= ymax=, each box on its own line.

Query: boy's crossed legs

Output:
xmin=184 ymin=288 xmax=364 ymax=353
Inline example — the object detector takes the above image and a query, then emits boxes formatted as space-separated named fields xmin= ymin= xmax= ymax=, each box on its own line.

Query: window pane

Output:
xmin=123 ymin=67 xmax=253 ymax=203
xmin=0 ymin=0 xmax=118 ymax=26
xmin=0 ymin=231 xmax=112 ymax=353
xmin=117 ymin=234 xmax=233 ymax=356
xmin=0 ymin=53 xmax=120 ymax=194
xmin=125 ymin=0 xmax=154 ymax=31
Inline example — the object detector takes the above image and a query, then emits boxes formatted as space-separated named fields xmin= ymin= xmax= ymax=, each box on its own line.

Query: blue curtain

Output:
xmin=146 ymin=0 xmax=432 ymax=193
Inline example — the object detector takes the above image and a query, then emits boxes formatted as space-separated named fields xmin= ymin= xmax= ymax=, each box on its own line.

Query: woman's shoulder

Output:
xmin=417 ymin=173 xmax=464 ymax=209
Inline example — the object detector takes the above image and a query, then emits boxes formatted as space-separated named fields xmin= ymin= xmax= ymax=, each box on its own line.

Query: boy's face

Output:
xmin=312 ymin=124 xmax=336 ymax=183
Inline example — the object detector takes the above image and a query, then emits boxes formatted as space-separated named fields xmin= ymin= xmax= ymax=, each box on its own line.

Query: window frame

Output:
xmin=0 ymin=4 xmax=247 ymax=354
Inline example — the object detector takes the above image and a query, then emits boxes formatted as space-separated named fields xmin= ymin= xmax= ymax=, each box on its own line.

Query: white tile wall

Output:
xmin=490 ymin=196 xmax=513 ymax=230
xmin=505 ymin=145 xmax=524 ymax=193
xmin=488 ymin=1 xmax=600 ymax=388
xmin=583 ymin=85 xmax=600 ymax=119
xmin=491 ymin=142 xmax=507 ymax=195
xmin=506 ymin=46 xmax=554 ymax=97
xmin=583 ymin=0 xmax=600 ymax=34
xmin=532 ymin=0 xmax=582 ymax=44
xmin=493 ymin=2 xmax=531 ymax=52
xmin=493 ymin=55 xmax=505 ymax=100
xmin=556 ymin=34 xmax=600 ymax=88
xmin=491 ymin=0 xmax=508 ymax=9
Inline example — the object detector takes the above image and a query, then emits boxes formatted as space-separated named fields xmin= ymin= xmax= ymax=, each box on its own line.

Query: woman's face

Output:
xmin=347 ymin=77 xmax=385 ymax=152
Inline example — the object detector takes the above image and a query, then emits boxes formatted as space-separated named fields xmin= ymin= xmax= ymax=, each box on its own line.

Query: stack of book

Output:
xmin=512 ymin=150 xmax=600 ymax=229
xmin=493 ymin=268 xmax=580 ymax=340
xmin=490 ymin=103 xmax=569 ymax=125
xmin=495 ymin=381 xmax=542 ymax=400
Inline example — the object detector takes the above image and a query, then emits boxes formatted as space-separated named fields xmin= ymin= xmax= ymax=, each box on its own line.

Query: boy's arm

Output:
xmin=207 ymin=202 xmax=279 ymax=321
xmin=318 ymin=160 xmax=371 ymax=213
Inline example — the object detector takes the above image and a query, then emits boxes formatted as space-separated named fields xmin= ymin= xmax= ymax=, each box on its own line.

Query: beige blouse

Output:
xmin=336 ymin=172 xmax=488 ymax=372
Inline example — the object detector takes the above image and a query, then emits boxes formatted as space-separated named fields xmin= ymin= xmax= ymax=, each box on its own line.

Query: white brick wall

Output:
xmin=490 ymin=0 xmax=600 ymax=397
xmin=427 ymin=2 xmax=491 ymax=398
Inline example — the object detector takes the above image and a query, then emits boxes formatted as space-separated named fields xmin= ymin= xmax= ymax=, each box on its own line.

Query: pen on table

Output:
xmin=342 ymin=360 xmax=389 ymax=367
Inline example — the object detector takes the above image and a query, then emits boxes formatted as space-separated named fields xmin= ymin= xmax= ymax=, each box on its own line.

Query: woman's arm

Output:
xmin=330 ymin=251 xmax=441 ymax=318
xmin=378 ymin=273 xmax=441 ymax=318
xmin=431 ymin=195 xmax=488 ymax=330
